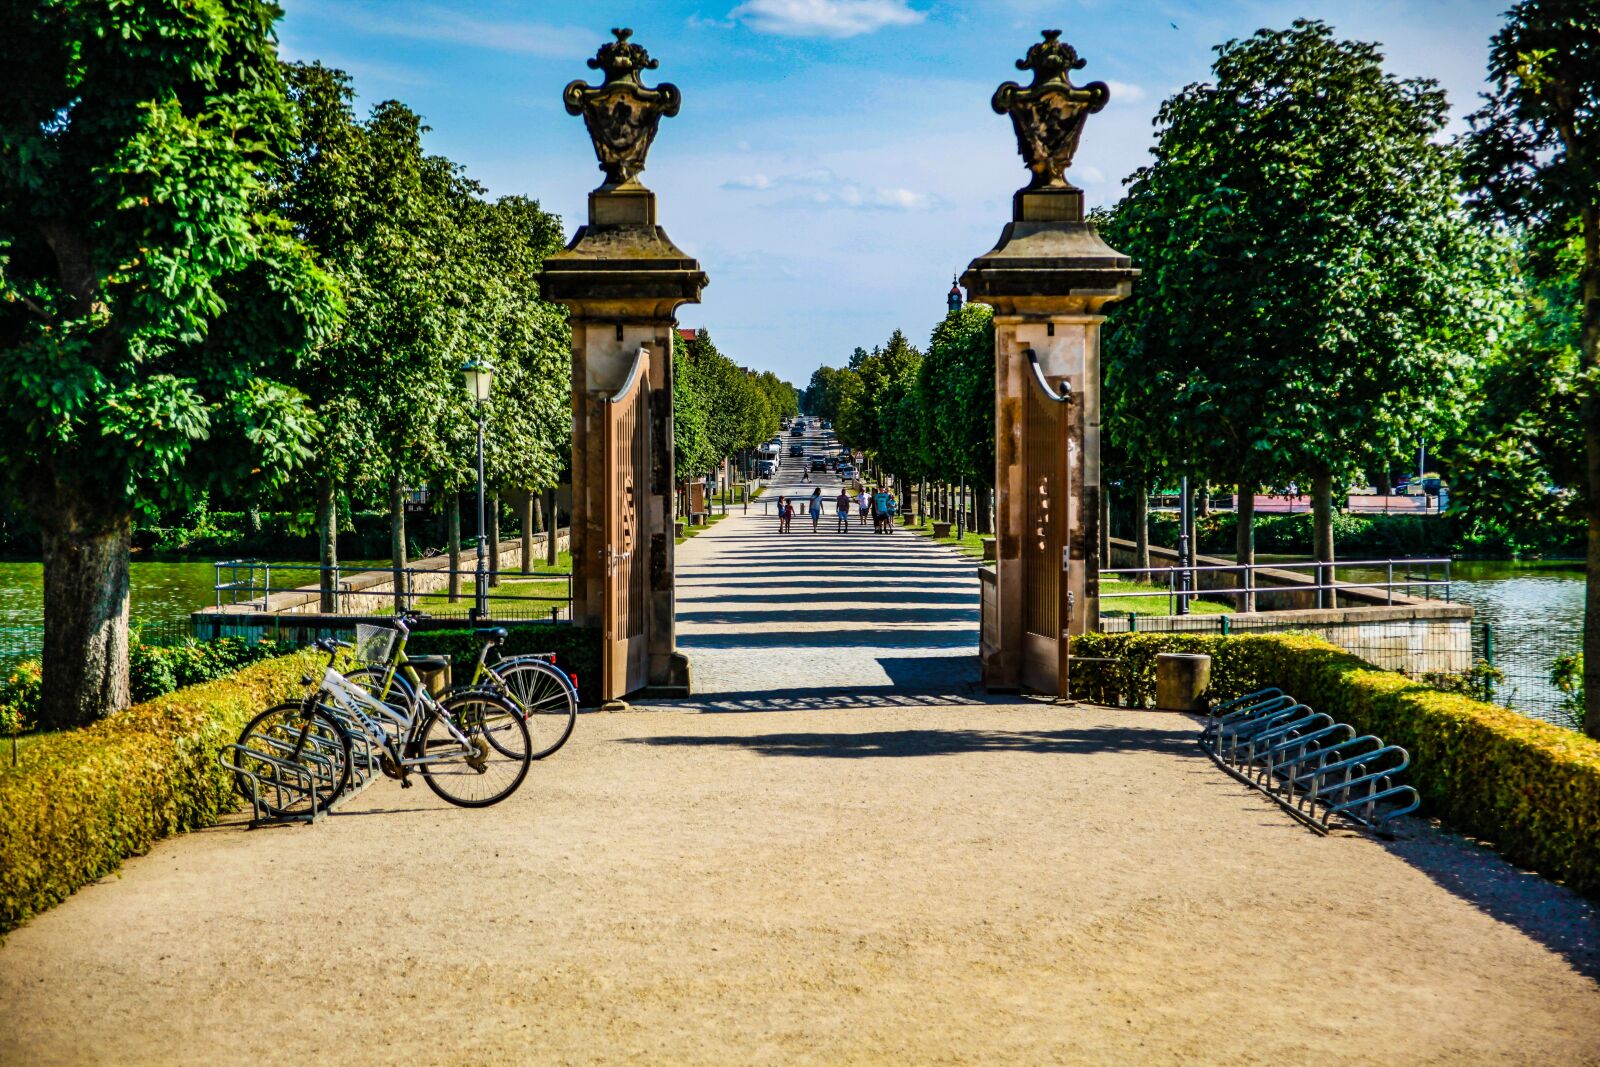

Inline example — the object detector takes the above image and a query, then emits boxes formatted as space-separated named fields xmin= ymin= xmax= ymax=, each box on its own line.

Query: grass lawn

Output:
xmin=411 ymin=550 xmax=573 ymax=618
xmin=676 ymin=511 xmax=730 ymax=544
xmin=909 ymin=520 xmax=1235 ymax=616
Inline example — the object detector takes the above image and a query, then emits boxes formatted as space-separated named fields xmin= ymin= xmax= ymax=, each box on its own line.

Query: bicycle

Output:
xmin=232 ymin=620 xmax=532 ymax=814
xmin=348 ymin=611 xmax=578 ymax=760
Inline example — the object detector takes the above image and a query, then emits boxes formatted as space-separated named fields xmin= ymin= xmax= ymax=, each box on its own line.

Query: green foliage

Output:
xmin=0 ymin=0 xmax=340 ymax=722
xmin=919 ymin=304 xmax=994 ymax=487
xmin=1146 ymin=511 xmax=1457 ymax=557
xmin=1101 ymin=18 xmax=1512 ymax=525
xmin=1 ymin=636 xmax=290 ymax=730
xmin=407 ymin=624 xmax=601 ymax=707
xmin=1070 ymin=631 xmax=1600 ymax=895
xmin=0 ymin=648 xmax=324 ymax=933
xmin=1551 ymin=653 xmax=1586 ymax=730
xmin=672 ymin=329 xmax=784 ymax=481
xmin=1421 ymin=660 xmax=1506 ymax=703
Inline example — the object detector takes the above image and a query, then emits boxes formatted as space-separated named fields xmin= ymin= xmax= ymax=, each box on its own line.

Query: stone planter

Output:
xmin=932 ymin=521 xmax=952 ymax=538
xmin=1155 ymin=653 xmax=1211 ymax=712
xmin=674 ymin=521 xmax=686 ymax=538
xmin=982 ymin=537 xmax=997 ymax=560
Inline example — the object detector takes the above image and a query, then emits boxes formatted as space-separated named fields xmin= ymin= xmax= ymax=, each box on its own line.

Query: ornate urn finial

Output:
xmin=563 ymin=28 xmax=681 ymax=187
xmin=991 ymin=30 xmax=1109 ymax=192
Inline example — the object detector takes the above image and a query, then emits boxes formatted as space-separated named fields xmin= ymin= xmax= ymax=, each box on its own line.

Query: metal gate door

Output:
xmin=1021 ymin=352 xmax=1071 ymax=693
xmin=602 ymin=348 xmax=650 ymax=701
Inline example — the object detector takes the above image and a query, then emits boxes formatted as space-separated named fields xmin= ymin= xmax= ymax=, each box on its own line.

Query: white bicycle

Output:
xmin=232 ymin=632 xmax=532 ymax=815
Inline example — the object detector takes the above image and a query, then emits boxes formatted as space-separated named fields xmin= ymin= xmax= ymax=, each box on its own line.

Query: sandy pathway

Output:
xmin=2 ymin=433 xmax=1596 ymax=1063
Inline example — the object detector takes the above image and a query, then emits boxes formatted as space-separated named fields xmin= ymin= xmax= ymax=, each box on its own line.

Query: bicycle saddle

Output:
xmin=474 ymin=627 xmax=509 ymax=645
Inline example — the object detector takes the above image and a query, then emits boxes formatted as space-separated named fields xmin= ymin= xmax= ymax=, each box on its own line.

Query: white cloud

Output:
xmin=1104 ymin=80 xmax=1146 ymax=105
xmin=721 ymin=166 xmax=934 ymax=211
xmin=729 ymin=0 xmax=925 ymax=38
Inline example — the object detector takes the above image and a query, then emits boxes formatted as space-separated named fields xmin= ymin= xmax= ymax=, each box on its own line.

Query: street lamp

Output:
xmin=461 ymin=359 xmax=494 ymax=622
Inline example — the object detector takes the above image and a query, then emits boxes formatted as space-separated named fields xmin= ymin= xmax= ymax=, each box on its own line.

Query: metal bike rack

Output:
xmin=1199 ymin=687 xmax=1421 ymax=836
xmin=219 ymin=703 xmax=385 ymax=826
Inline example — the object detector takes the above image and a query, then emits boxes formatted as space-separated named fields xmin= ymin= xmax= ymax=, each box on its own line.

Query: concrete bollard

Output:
xmin=1155 ymin=653 xmax=1211 ymax=712
xmin=932 ymin=521 xmax=952 ymax=538
xmin=981 ymin=537 xmax=997 ymax=560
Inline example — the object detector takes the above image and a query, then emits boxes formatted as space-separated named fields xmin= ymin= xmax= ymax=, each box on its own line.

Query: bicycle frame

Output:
xmin=318 ymin=668 xmax=476 ymax=768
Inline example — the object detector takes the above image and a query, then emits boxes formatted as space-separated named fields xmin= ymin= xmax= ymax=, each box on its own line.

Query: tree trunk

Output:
xmin=488 ymin=491 xmax=501 ymax=588
xmin=546 ymin=487 xmax=559 ymax=566
xmin=37 ymin=504 xmax=131 ymax=728
xmin=977 ymin=483 xmax=992 ymax=535
xmin=1134 ymin=480 xmax=1150 ymax=581
xmin=245 ymin=506 xmax=262 ymax=537
xmin=521 ymin=490 xmax=535 ymax=575
xmin=447 ymin=492 xmax=462 ymax=604
xmin=1197 ymin=483 xmax=1211 ymax=518
xmin=1312 ymin=469 xmax=1336 ymax=610
xmin=316 ymin=475 xmax=338 ymax=613
xmin=389 ymin=472 xmax=407 ymax=613
xmin=1236 ymin=483 xmax=1256 ymax=613
xmin=1579 ymin=204 xmax=1600 ymax=738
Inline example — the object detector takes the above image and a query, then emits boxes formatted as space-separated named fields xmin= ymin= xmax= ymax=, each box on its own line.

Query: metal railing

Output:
xmin=1200 ymin=688 xmax=1421 ymax=835
xmin=213 ymin=560 xmax=573 ymax=621
xmin=1100 ymin=557 xmax=1452 ymax=615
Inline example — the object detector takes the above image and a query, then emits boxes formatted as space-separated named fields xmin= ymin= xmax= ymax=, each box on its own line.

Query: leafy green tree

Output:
xmin=920 ymin=303 xmax=994 ymax=523
xmin=0 ymin=0 xmax=338 ymax=725
xmin=1105 ymin=20 xmax=1509 ymax=601
xmin=1465 ymin=0 xmax=1600 ymax=735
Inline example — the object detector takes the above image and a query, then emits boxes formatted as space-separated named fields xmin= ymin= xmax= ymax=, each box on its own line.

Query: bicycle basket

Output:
xmin=352 ymin=624 xmax=399 ymax=666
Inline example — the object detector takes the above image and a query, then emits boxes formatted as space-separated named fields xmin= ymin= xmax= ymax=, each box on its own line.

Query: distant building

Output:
xmin=947 ymin=276 xmax=964 ymax=313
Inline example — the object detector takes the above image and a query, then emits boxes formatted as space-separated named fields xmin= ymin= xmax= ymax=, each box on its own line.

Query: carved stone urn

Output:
xmin=563 ymin=27 xmax=682 ymax=188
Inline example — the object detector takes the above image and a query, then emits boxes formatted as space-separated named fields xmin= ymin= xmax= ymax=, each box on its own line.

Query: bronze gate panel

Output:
xmin=602 ymin=348 xmax=650 ymax=701
xmin=1021 ymin=364 xmax=1068 ymax=693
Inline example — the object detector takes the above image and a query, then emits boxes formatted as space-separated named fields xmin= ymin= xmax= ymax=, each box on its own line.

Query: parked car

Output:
xmin=837 ymin=464 xmax=857 ymax=480
xmin=791 ymin=425 xmax=805 ymax=437
xmin=809 ymin=457 xmax=826 ymax=472
xmin=788 ymin=443 xmax=805 ymax=456
xmin=825 ymin=455 xmax=839 ymax=470
xmin=755 ymin=459 xmax=776 ymax=478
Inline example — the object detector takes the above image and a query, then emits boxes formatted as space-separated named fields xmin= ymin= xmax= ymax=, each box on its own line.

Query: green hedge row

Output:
xmin=408 ymin=624 xmax=601 ymax=707
xmin=1071 ymin=631 xmax=1600 ymax=896
xmin=0 ymin=649 xmax=322 ymax=933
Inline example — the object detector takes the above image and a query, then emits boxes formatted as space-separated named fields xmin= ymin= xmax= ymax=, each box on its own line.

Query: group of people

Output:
xmin=774 ymin=487 xmax=898 ymax=534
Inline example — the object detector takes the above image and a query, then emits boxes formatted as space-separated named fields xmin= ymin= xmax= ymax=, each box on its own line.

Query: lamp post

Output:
xmin=461 ymin=360 xmax=494 ymax=622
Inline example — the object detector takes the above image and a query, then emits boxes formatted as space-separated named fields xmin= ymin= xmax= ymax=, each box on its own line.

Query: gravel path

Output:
xmin=2 ymin=434 xmax=1596 ymax=1064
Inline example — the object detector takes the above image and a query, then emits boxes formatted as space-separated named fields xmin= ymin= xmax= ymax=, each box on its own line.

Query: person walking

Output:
xmin=809 ymin=487 xmax=823 ymax=532
xmin=835 ymin=488 xmax=851 ymax=532
xmin=873 ymin=487 xmax=892 ymax=534
xmin=857 ymin=487 xmax=871 ymax=531
xmin=776 ymin=495 xmax=791 ymax=533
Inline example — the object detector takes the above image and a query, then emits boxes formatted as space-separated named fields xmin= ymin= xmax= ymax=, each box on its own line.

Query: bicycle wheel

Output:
xmin=233 ymin=702 xmax=352 ymax=818
xmin=493 ymin=659 xmax=578 ymax=759
xmin=415 ymin=691 xmax=531 ymax=808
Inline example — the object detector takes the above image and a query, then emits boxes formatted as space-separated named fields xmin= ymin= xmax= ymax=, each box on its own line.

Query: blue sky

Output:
xmin=276 ymin=0 xmax=1511 ymax=387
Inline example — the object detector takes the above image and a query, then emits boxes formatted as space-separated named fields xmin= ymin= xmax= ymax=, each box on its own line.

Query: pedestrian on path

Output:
xmin=835 ymin=489 xmax=851 ymax=532
xmin=857 ymin=488 xmax=871 ymax=530
xmin=776 ymin=496 xmax=793 ymax=533
xmin=809 ymin=488 xmax=823 ymax=532
xmin=874 ymin=488 xmax=893 ymax=534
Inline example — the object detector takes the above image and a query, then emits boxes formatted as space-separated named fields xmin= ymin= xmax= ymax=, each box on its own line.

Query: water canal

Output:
xmin=0 ymin=557 xmax=1587 ymax=725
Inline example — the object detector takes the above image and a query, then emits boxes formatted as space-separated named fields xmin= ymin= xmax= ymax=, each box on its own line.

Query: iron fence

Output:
xmin=213 ymin=560 xmax=574 ymax=622
xmin=1471 ymin=621 xmax=1582 ymax=731
xmin=1100 ymin=556 xmax=1453 ymax=614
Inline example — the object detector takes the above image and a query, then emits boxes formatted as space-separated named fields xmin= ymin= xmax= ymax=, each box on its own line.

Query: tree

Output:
xmin=920 ymin=303 xmax=995 ymax=528
xmin=1465 ymin=0 xmax=1600 ymax=736
xmin=1104 ymin=20 xmax=1509 ymax=603
xmin=0 ymin=1 xmax=338 ymax=726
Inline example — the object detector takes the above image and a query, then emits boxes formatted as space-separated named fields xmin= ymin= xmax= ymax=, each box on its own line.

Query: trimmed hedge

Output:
xmin=1071 ymin=631 xmax=1600 ymax=896
xmin=0 ymin=649 xmax=322 ymax=933
xmin=409 ymin=623 xmax=601 ymax=707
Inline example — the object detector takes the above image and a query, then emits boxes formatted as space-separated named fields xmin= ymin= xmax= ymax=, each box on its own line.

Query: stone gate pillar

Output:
xmin=540 ymin=29 xmax=706 ymax=697
xmin=962 ymin=31 xmax=1137 ymax=695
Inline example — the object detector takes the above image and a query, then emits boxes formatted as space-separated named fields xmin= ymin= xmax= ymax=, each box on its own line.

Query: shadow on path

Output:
xmin=623 ymin=725 xmax=1203 ymax=759
xmin=680 ymin=629 xmax=979 ymax=651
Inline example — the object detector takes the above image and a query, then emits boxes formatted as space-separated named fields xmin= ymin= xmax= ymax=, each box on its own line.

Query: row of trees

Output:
xmin=676 ymin=329 xmax=798 ymax=480
xmin=1 ymin=2 xmax=575 ymax=727
xmin=804 ymin=308 xmax=995 ymax=520
xmin=804 ymin=8 xmax=1596 ymax=734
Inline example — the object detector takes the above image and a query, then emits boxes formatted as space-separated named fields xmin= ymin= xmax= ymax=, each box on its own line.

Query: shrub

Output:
xmin=408 ymin=624 xmax=601 ymax=707
xmin=1071 ymin=631 xmax=1600 ymax=896
xmin=0 ymin=660 xmax=42 ymax=735
xmin=0 ymin=649 xmax=322 ymax=933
